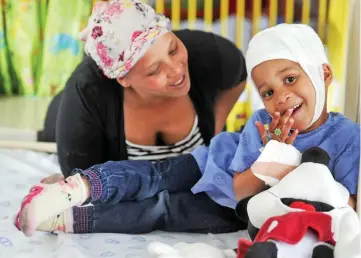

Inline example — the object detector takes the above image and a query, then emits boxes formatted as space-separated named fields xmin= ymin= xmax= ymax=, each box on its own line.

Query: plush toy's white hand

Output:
xmin=148 ymin=242 xmax=181 ymax=258
xmin=147 ymin=242 xmax=236 ymax=258
xmin=330 ymin=207 xmax=361 ymax=258
xmin=251 ymin=140 xmax=302 ymax=186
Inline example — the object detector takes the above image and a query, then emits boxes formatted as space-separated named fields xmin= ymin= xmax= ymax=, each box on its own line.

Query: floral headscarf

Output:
xmin=79 ymin=0 xmax=171 ymax=78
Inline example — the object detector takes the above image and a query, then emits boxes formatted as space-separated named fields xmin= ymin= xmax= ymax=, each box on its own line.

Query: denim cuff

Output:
xmin=72 ymin=167 xmax=103 ymax=202
xmin=73 ymin=206 xmax=94 ymax=233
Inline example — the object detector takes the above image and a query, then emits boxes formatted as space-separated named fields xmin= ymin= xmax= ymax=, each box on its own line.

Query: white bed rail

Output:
xmin=0 ymin=140 xmax=57 ymax=153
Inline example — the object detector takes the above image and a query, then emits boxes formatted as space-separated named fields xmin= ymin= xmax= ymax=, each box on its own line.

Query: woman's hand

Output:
xmin=255 ymin=109 xmax=298 ymax=145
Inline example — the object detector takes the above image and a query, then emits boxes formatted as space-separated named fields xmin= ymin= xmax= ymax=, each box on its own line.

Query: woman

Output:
xmin=38 ymin=0 xmax=247 ymax=178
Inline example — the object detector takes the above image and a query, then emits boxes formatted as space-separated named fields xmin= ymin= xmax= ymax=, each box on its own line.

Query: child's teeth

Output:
xmin=173 ymin=77 xmax=183 ymax=86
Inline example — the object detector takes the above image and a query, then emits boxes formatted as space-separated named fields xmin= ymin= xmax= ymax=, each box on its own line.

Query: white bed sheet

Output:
xmin=0 ymin=148 xmax=248 ymax=258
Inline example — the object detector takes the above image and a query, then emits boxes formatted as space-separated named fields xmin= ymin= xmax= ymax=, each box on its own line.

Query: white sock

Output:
xmin=37 ymin=209 xmax=74 ymax=233
xmin=15 ymin=173 xmax=87 ymax=237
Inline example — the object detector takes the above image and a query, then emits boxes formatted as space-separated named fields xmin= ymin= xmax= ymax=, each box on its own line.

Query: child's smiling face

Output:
xmin=251 ymin=59 xmax=332 ymax=133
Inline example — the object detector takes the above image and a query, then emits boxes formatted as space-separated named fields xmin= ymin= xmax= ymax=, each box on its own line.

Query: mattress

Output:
xmin=0 ymin=148 xmax=248 ymax=258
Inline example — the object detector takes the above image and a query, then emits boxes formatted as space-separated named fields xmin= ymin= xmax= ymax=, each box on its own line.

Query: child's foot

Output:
xmin=15 ymin=173 xmax=87 ymax=237
xmin=37 ymin=209 xmax=74 ymax=233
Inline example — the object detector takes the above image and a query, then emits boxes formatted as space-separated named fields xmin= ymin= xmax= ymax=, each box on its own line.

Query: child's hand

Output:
xmin=255 ymin=109 xmax=298 ymax=145
xmin=40 ymin=173 xmax=64 ymax=184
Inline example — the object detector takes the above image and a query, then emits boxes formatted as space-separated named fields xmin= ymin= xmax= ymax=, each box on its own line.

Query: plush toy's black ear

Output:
xmin=247 ymin=221 xmax=260 ymax=241
xmin=235 ymin=196 xmax=252 ymax=224
xmin=311 ymin=243 xmax=334 ymax=258
xmin=245 ymin=242 xmax=278 ymax=258
xmin=235 ymin=185 xmax=271 ymax=224
xmin=301 ymin=147 xmax=330 ymax=166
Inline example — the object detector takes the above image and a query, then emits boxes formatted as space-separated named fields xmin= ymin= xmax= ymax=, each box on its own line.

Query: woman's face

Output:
xmin=118 ymin=32 xmax=190 ymax=99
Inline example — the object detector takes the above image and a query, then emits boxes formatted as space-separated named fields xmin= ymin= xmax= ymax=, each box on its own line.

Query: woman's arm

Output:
xmin=213 ymin=34 xmax=248 ymax=134
xmin=215 ymin=81 xmax=246 ymax=134
xmin=56 ymin=78 xmax=106 ymax=177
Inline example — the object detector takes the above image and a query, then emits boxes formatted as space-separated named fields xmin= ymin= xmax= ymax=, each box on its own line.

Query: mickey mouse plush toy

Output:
xmin=236 ymin=143 xmax=361 ymax=258
xmin=147 ymin=142 xmax=360 ymax=258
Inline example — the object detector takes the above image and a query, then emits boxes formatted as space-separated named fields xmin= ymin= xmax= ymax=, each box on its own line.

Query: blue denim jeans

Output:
xmin=71 ymin=154 xmax=245 ymax=233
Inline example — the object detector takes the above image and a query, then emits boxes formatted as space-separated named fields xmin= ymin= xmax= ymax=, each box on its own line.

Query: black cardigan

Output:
xmin=40 ymin=29 xmax=247 ymax=176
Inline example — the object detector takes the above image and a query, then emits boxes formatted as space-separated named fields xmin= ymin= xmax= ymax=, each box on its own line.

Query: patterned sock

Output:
xmin=251 ymin=140 xmax=302 ymax=186
xmin=15 ymin=173 xmax=87 ymax=237
xmin=37 ymin=209 xmax=74 ymax=233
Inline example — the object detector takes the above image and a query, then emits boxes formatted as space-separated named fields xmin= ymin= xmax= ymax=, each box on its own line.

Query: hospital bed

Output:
xmin=0 ymin=0 xmax=359 ymax=256
xmin=0 ymin=132 xmax=360 ymax=258
xmin=0 ymin=144 xmax=248 ymax=258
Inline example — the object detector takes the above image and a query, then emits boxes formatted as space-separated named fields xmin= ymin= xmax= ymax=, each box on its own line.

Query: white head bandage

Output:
xmin=246 ymin=23 xmax=330 ymax=128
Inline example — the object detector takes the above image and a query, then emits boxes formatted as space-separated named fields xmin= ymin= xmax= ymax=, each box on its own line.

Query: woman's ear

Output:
xmin=116 ymin=77 xmax=131 ymax=88
xmin=322 ymin=64 xmax=333 ymax=88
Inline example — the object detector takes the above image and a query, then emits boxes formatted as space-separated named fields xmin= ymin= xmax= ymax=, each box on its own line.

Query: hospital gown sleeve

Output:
xmin=333 ymin=126 xmax=360 ymax=195
xmin=190 ymin=109 xmax=268 ymax=208
xmin=229 ymin=109 xmax=267 ymax=173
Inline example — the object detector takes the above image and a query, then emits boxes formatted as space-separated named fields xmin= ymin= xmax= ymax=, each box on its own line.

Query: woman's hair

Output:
xmin=79 ymin=0 xmax=171 ymax=78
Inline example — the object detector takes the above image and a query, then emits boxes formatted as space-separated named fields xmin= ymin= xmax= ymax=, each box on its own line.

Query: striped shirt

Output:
xmin=126 ymin=116 xmax=204 ymax=162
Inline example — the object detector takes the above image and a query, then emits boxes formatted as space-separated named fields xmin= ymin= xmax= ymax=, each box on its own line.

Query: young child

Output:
xmin=15 ymin=24 xmax=360 ymax=237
